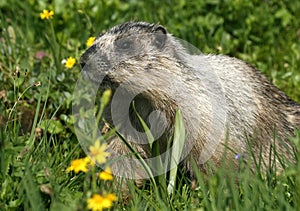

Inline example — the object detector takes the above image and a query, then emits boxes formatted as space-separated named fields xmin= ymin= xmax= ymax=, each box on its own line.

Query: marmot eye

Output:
xmin=115 ymin=39 xmax=134 ymax=50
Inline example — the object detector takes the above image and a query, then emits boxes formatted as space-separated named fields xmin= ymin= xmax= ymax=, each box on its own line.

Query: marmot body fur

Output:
xmin=80 ymin=21 xmax=299 ymax=182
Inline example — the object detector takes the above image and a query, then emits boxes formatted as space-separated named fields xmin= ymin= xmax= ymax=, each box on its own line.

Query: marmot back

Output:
xmin=80 ymin=21 xmax=299 ymax=180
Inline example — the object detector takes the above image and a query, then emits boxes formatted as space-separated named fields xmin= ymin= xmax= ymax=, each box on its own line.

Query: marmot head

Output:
xmin=80 ymin=22 xmax=175 ymax=86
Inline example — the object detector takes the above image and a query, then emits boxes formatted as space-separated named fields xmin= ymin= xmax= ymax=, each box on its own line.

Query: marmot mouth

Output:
xmin=81 ymin=70 xmax=110 ymax=84
xmin=81 ymin=69 xmax=98 ymax=84
xmin=100 ymin=75 xmax=119 ymax=90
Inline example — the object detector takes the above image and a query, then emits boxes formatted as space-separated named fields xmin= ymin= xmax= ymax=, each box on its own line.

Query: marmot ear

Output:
xmin=153 ymin=25 xmax=167 ymax=49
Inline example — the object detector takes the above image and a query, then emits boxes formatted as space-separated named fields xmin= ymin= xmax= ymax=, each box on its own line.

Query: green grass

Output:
xmin=0 ymin=0 xmax=300 ymax=210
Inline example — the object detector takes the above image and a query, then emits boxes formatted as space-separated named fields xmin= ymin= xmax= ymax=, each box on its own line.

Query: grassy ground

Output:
xmin=1 ymin=0 xmax=300 ymax=210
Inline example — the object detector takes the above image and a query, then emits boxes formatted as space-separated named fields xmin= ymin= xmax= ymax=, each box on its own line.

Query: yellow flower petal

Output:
xmin=64 ymin=56 xmax=76 ymax=69
xmin=87 ymin=194 xmax=105 ymax=211
xmin=101 ymin=198 xmax=113 ymax=209
xmin=40 ymin=9 xmax=54 ymax=20
xmin=87 ymin=193 xmax=116 ymax=211
xmin=106 ymin=193 xmax=117 ymax=202
xmin=99 ymin=167 xmax=113 ymax=181
xmin=86 ymin=36 xmax=96 ymax=47
xmin=89 ymin=140 xmax=110 ymax=164
xmin=66 ymin=157 xmax=90 ymax=173
xmin=85 ymin=156 xmax=96 ymax=167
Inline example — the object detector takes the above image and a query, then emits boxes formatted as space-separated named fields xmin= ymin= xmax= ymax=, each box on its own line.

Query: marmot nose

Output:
xmin=80 ymin=44 xmax=97 ymax=69
xmin=80 ymin=55 xmax=87 ymax=69
xmin=80 ymin=53 xmax=88 ymax=69
xmin=80 ymin=61 xmax=86 ymax=68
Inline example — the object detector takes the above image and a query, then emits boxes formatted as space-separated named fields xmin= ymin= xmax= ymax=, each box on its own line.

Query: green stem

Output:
xmin=91 ymin=165 xmax=97 ymax=192
xmin=47 ymin=20 xmax=61 ymax=72
xmin=6 ymin=83 xmax=35 ymax=130
xmin=167 ymin=110 xmax=186 ymax=195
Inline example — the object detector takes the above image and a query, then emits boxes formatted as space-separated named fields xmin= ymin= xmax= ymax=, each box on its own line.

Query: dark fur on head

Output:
xmin=107 ymin=21 xmax=167 ymax=36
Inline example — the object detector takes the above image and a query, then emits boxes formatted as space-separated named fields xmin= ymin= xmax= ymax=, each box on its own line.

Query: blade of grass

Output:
xmin=21 ymin=165 xmax=45 ymax=211
xmin=167 ymin=110 xmax=186 ymax=195
xmin=114 ymin=129 xmax=158 ymax=191
xmin=131 ymin=101 xmax=167 ymax=196
xmin=131 ymin=101 xmax=155 ymax=148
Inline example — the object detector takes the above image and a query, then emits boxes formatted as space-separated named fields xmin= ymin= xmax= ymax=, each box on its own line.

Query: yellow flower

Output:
xmin=89 ymin=140 xmax=110 ymax=164
xmin=40 ymin=9 xmax=54 ymax=20
xmin=106 ymin=193 xmax=117 ymax=202
xmin=87 ymin=193 xmax=117 ymax=211
xmin=99 ymin=167 xmax=113 ymax=181
xmin=66 ymin=157 xmax=91 ymax=173
xmin=64 ymin=56 xmax=76 ymax=69
xmin=86 ymin=36 xmax=96 ymax=47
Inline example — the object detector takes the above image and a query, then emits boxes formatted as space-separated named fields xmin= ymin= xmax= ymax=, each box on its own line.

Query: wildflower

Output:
xmin=40 ymin=9 xmax=54 ymax=20
xmin=64 ymin=56 xmax=76 ymax=69
xmin=35 ymin=51 xmax=48 ymax=60
xmin=34 ymin=81 xmax=41 ymax=87
xmin=87 ymin=193 xmax=117 ymax=211
xmin=86 ymin=36 xmax=96 ymax=47
xmin=99 ymin=167 xmax=113 ymax=181
xmin=66 ymin=157 xmax=91 ymax=173
xmin=89 ymin=140 xmax=110 ymax=164
xmin=235 ymin=153 xmax=247 ymax=160
xmin=106 ymin=193 xmax=117 ymax=202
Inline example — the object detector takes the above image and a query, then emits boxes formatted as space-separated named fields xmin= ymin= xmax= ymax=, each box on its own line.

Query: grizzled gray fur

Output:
xmin=80 ymin=21 xmax=299 ymax=186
